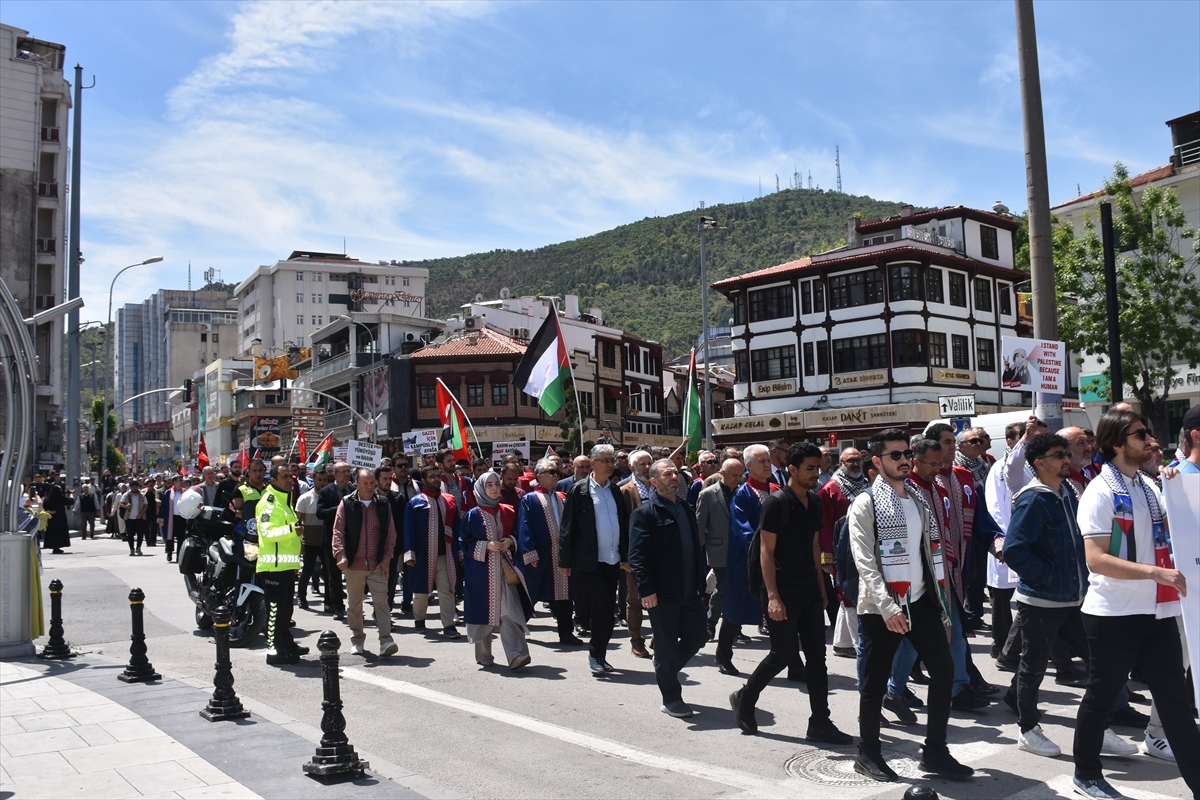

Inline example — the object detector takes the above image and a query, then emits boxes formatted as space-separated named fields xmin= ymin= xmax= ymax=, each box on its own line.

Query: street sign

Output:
xmin=950 ymin=418 xmax=973 ymax=435
xmin=938 ymin=394 xmax=976 ymax=417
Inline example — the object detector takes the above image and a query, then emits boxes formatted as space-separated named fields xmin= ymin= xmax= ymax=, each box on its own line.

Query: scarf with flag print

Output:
xmin=1099 ymin=462 xmax=1180 ymax=619
xmin=871 ymin=476 xmax=946 ymax=622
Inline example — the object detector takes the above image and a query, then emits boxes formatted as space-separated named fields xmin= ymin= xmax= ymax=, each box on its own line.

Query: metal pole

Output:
xmin=1100 ymin=202 xmax=1122 ymax=404
xmin=66 ymin=65 xmax=84 ymax=491
xmin=1015 ymin=0 xmax=1061 ymax=429
xmin=699 ymin=225 xmax=713 ymax=453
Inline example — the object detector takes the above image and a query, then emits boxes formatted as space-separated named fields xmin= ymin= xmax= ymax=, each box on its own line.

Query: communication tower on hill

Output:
xmin=836 ymin=145 xmax=842 ymax=193
xmin=808 ymin=170 xmax=812 ymax=189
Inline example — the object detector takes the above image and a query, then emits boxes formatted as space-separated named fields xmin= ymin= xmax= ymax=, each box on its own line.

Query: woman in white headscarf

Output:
xmin=459 ymin=471 xmax=534 ymax=669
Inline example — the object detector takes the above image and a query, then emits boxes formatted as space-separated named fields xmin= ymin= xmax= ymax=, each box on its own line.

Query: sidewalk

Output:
xmin=0 ymin=657 xmax=459 ymax=800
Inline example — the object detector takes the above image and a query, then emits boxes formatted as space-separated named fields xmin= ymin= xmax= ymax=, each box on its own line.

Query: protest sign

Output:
xmin=346 ymin=439 xmax=383 ymax=470
xmin=1001 ymin=336 xmax=1066 ymax=394
xmin=1163 ymin=473 xmax=1200 ymax=707
xmin=402 ymin=429 xmax=440 ymax=456
xmin=491 ymin=440 xmax=531 ymax=467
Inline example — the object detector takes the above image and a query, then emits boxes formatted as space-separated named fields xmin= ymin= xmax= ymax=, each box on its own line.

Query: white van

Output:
xmin=930 ymin=409 xmax=1092 ymax=461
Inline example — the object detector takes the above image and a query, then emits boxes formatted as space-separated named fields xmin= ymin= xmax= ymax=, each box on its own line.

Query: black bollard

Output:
xmin=302 ymin=630 xmax=368 ymax=781
xmin=38 ymin=579 xmax=75 ymax=660
xmin=118 ymin=588 xmax=162 ymax=683
xmin=200 ymin=605 xmax=250 ymax=722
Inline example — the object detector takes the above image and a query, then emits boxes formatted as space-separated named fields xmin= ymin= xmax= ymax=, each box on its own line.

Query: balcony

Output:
xmin=900 ymin=225 xmax=963 ymax=253
xmin=36 ymin=237 xmax=56 ymax=254
xmin=37 ymin=182 xmax=58 ymax=198
xmin=324 ymin=409 xmax=352 ymax=431
xmin=309 ymin=351 xmax=380 ymax=383
xmin=1174 ymin=140 xmax=1200 ymax=168
xmin=40 ymin=127 xmax=59 ymax=142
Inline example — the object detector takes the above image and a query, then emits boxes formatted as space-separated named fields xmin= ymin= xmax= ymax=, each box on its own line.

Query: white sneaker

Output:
xmin=1101 ymin=729 xmax=1136 ymax=757
xmin=380 ymin=641 xmax=398 ymax=658
xmin=351 ymin=642 xmax=366 ymax=656
xmin=1139 ymin=732 xmax=1175 ymax=762
xmin=1018 ymin=724 xmax=1062 ymax=758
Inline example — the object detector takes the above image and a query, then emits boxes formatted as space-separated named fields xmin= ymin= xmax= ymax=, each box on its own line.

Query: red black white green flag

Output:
xmin=513 ymin=310 xmax=571 ymax=416
xmin=437 ymin=378 xmax=471 ymax=463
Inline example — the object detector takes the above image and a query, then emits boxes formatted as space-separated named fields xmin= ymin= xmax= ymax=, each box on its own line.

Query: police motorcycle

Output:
xmin=175 ymin=489 xmax=266 ymax=647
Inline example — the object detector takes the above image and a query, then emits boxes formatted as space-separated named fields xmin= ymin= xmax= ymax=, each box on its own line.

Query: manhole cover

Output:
xmin=784 ymin=749 xmax=923 ymax=787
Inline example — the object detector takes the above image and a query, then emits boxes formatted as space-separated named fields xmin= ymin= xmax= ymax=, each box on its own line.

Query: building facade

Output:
xmin=0 ymin=24 xmax=71 ymax=469
xmin=712 ymin=206 xmax=1029 ymax=450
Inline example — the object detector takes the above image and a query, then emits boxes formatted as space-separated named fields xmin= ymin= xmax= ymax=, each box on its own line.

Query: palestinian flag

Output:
xmin=308 ymin=432 xmax=333 ymax=472
xmin=683 ymin=347 xmax=702 ymax=453
xmin=514 ymin=310 xmax=571 ymax=416
xmin=437 ymin=379 xmax=471 ymax=462
xmin=197 ymin=433 xmax=210 ymax=469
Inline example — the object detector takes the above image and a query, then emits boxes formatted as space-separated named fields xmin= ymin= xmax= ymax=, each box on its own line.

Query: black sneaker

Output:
xmin=730 ymin=688 xmax=757 ymax=735
xmin=558 ymin=633 xmax=585 ymax=647
xmin=414 ymin=619 xmax=427 ymax=631
xmin=902 ymin=687 xmax=924 ymax=708
xmin=853 ymin=751 xmax=898 ymax=782
xmin=443 ymin=626 xmax=461 ymax=640
xmin=805 ymin=719 xmax=853 ymax=745
xmin=920 ymin=746 xmax=974 ymax=779
xmin=952 ymin=689 xmax=990 ymax=712
xmin=266 ymin=651 xmax=300 ymax=666
xmin=716 ymin=657 xmax=740 ymax=676
xmin=883 ymin=693 xmax=918 ymax=725
xmin=971 ymin=680 xmax=1001 ymax=697
xmin=1109 ymin=707 xmax=1149 ymax=728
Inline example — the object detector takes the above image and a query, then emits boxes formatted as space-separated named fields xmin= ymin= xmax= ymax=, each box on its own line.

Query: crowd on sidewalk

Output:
xmin=23 ymin=402 xmax=1200 ymax=800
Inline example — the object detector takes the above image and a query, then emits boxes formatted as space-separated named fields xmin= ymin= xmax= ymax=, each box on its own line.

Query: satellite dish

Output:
xmin=499 ymin=287 xmax=510 ymax=299
xmin=474 ymin=293 xmax=484 ymax=302
xmin=256 ymin=362 xmax=273 ymax=381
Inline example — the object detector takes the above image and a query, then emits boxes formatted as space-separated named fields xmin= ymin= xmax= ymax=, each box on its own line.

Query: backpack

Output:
xmin=833 ymin=514 xmax=859 ymax=605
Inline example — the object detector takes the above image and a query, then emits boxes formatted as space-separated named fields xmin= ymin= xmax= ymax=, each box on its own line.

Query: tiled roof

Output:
xmin=1051 ymin=164 xmax=1175 ymax=210
xmin=409 ymin=328 xmax=526 ymax=359
xmin=856 ymin=205 xmax=1021 ymax=233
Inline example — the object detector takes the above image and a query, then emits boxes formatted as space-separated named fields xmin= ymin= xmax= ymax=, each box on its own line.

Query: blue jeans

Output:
xmin=950 ymin=596 xmax=970 ymax=695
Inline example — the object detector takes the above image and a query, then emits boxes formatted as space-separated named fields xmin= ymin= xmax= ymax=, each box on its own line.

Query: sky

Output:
xmin=3 ymin=0 xmax=1197 ymax=316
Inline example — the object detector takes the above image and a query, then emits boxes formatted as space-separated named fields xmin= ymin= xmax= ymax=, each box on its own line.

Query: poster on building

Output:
xmin=1001 ymin=336 xmax=1065 ymax=394
xmin=491 ymin=440 xmax=531 ymax=467
xmin=402 ymin=429 xmax=440 ymax=457
xmin=250 ymin=417 xmax=283 ymax=455
xmin=362 ymin=370 xmax=389 ymax=415
xmin=1163 ymin=474 xmax=1200 ymax=707
xmin=346 ymin=439 xmax=383 ymax=470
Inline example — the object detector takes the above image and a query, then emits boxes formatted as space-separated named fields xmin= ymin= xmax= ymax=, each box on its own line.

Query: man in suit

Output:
xmin=316 ymin=461 xmax=353 ymax=620
xmin=768 ymin=438 xmax=791 ymax=490
xmin=629 ymin=458 xmax=708 ymax=718
xmin=557 ymin=455 xmax=590 ymax=494
xmin=619 ymin=450 xmax=654 ymax=658
xmin=559 ymin=444 xmax=629 ymax=676
xmin=696 ymin=458 xmax=744 ymax=639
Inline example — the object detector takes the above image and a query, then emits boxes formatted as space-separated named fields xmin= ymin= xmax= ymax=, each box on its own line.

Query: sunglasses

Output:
xmin=700 ymin=459 xmax=718 ymax=465
xmin=880 ymin=450 xmax=914 ymax=462
xmin=964 ymin=438 xmax=982 ymax=445
xmin=1126 ymin=427 xmax=1150 ymax=441
xmin=1039 ymin=450 xmax=1069 ymax=461
xmin=918 ymin=459 xmax=942 ymax=469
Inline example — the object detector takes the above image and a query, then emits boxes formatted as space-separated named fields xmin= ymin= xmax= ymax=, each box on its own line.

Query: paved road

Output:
xmin=28 ymin=537 xmax=1191 ymax=799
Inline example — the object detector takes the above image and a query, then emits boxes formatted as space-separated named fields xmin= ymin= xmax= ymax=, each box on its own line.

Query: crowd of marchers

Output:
xmin=21 ymin=403 xmax=1200 ymax=800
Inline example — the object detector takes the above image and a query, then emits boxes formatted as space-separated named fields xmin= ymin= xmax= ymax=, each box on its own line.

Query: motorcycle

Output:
xmin=177 ymin=505 xmax=266 ymax=648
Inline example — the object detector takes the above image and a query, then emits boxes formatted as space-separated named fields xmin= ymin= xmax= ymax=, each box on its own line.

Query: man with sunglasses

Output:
xmin=1070 ymin=410 xmax=1197 ymax=799
xmin=687 ymin=450 xmax=719 ymax=507
xmin=1000 ymin=433 xmax=1090 ymax=759
xmin=849 ymin=429 xmax=969 ymax=782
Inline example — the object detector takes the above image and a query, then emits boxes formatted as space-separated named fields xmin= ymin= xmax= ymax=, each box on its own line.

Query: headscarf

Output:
xmin=474 ymin=471 xmax=501 ymax=510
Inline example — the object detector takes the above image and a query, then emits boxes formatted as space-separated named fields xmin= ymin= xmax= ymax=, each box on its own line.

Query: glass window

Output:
xmin=466 ymin=383 xmax=484 ymax=406
xmin=491 ymin=382 xmax=508 ymax=406
xmin=952 ymin=334 xmax=970 ymax=369
xmin=297 ymin=315 xmax=304 ymax=325
xmin=296 ymin=272 xmax=303 ymax=281
xmin=977 ymin=338 xmax=996 ymax=371
xmin=816 ymin=340 xmax=829 ymax=375
xmin=627 ymin=346 xmax=641 ymax=373
xmin=402 ymin=277 xmax=409 ymax=286
xmin=928 ymin=332 xmax=948 ymax=367
xmin=828 ymin=269 xmax=884 ymax=310
xmin=803 ymin=342 xmax=815 ymax=376
xmin=419 ymin=385 xmax=435 ymax=408
xmin=748 ymin=285 xmax=794 ymax=322
xmin=733 ymin=350 xmax=748 ymax=383
xmin=801 ymin=281 xmax=812 ymax=315
xmin=949 ymin=273 xmax=967 ymax=307
xmin=889 ymin=265 xmax=922 ymax=302
xmin=312 ymin=293 xmax=323 ymax=304
xmin=891 ymin=330 xmax=925 ymax=367
xmin=604 ymin=394 xmax=617 ymax=413
xmin=974 ymin=278 xmax=992 ymax=312
xmin=999 ymin=282 xmax=1012 ymax=315
xmin=296 ymin=293 xmax=304 ymax=303
xmin=751 ymin=345 xmax=796 ymax=381
xmin=813 ymin=280 xmax=824 ymax=312
xmin=314 ymin=272 xmax=322 ymax=282
xmin=926 ymin=268 xmax=944 ymax=303
xmin=832 ymin=334 xmax=887 ymax=373
xmin=732 ymin=293 xmax=746 ymax=325
xmin=980 ymin=225 xmax=999 ymax=260
xmin=602 ymin=341 xmax=616 ymax=368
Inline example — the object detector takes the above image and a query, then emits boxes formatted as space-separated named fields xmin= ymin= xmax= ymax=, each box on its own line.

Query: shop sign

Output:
xmin=831 ymin=370 xmax=888 ymax=389
xmin=754 ymin=378 xmax=796 ymax=398
xmin=711 ymin=414 xmax=786 ymax=436
xmin=934 ymin=368 xmax=975 ymax=385
xmin=802 ymin=402 xmax=939 ymax=430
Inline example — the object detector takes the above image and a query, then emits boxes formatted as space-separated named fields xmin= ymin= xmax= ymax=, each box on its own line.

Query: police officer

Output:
xmin=255 ymin=462 xmax=305 ymax=666
xmin=230 ymin=458 xmax=268 ymax=522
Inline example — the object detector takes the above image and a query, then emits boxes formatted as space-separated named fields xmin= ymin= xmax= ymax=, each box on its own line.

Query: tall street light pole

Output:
xmin=699 ymin=216 xmax=720 ymax=453
xmin=99 ymin=257 xmax=163 ymax=477
xmin=336 ymin=315 xmax=377 ymax=443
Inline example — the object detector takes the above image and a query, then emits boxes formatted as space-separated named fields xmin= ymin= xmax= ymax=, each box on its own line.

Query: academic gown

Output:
xmin=516 ymin=488 xmax=573 ymax=603
xmin=403 ymin=490 xmax=460 ymax=594
xmin=722 ymin=479 xmax=775 ymax=625
xmin=459 ymin=505 xmax=534 ymax=627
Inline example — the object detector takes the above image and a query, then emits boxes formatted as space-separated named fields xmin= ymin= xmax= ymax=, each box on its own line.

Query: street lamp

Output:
xmin=698 ymin=216 xmax=723 ymax=453
xmin=99 ymin=257 xmax=163 ymax=478
xmin=336 ymin=314 xmax=378 ymax=442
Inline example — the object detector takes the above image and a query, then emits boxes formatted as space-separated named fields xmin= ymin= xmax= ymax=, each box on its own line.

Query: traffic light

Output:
xmin=183 ymin=378 xmax=194 ymax=402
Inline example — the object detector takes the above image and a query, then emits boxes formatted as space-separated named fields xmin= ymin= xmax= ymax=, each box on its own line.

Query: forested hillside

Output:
xmin=405 ymin=188 xmax=911 ymax=357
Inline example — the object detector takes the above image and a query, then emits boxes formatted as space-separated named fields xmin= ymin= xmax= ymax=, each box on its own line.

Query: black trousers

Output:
xmin=1074 ymin=614 xmax=1199 ymax=793
xmin=298 ymin=545 xmax=323 ymax=599
xmin=260 ymin=571 xmax=297 ymax=654
xmin=1006 ymin=603 xmax=1087 ymax=732
xmin=646 ymin=593 xmax=708 ymax=704
xmin=550 ymin=599 xmax=574 ymax=637
xmin=321 ymin=539 xmax=345 ymax=612
xmin=966 ymin=540 xmax=988 ymax=622
xmin=574 ymin=569 xmax=594 ymax=632
xmin=577 ymin=563 xmax=621 ymax=661
xmin=125 ymin=519 xmax=145 ymax=551
xmin=743 ymin=588 xmax=830 ymax=724
xmin=859 ymin=593 xmax=954 ymax=756
xmin=821 ymin=572 xmax=837 ymax=626
xmin=990 ymin=587 xmax=1015 ymax=657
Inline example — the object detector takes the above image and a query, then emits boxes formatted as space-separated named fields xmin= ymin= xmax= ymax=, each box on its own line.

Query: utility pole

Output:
xmin=699 ymin=216 xmax=719 ymax=452
xmin=1015 ymin=0 xmax=1061 ymax=428
xmin=1100 ymin=202 xmax=1122 ymax=403
xmin=66 ymin=65 xmax=84 ymax=487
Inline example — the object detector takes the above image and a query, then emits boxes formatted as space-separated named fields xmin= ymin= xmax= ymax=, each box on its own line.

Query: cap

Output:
xmin=1182 ymin=404 xmax=1200 ymax=436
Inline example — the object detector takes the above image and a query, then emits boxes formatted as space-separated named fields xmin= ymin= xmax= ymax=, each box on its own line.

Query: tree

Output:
xmin=89 ymin=394 xmax=123 ymax=474
xmin=1054 ymin=163 xmax=1200 ymax=437
xmin=557 ymin=385 xmax=590 ymax=459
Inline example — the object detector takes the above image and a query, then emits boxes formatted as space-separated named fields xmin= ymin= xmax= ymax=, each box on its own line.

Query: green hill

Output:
xmin=406 ymin=189 xmax=911 ymax=357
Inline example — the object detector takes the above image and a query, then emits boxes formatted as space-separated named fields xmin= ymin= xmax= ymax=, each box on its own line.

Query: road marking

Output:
xmin=342 ymin=667 xmax=784 ymax=796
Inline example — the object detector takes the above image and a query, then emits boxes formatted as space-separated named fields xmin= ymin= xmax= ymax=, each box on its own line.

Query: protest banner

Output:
xmin=1163 ymin=473 xmax=1200 ymax=707
xmin=346 ymin=439 xmax=383 ymax=470
xmin=491 ymin=440 xmax=531 ymax=467
xmin=1001 ymin=336 xmax=1065 ymax=394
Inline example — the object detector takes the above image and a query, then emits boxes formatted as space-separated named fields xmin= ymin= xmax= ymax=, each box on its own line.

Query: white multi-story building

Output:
xmin=1051 ymin=111 xmax=1200 ymax=439
xmin=233 ymin=251 xmax=430 ymax=356
xmin=712 ymin=205 xmax=1030 ymax=450
xmin=0 ymin=24 xmax=71 ymax=469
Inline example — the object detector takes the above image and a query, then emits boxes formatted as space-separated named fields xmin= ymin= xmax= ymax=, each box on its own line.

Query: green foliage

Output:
xmin=407 ymin=189 xmax=909 ymax=357
xmin=88 ymin=394 xmax=123 ymax=473
xmin=1012 ymin=213 xmax=1030 ymax=273
xmin=1053 ymin=163 xmax=1200 ymax=435
xmin=558 ymin=385 xmax=588 ymax=459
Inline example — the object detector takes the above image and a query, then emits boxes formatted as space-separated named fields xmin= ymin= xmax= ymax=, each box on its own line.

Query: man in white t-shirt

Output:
xmin=1071 ymin=409 xmax=1197 ymax=800
xmin=848 ymin=428 xmax=971 ymax=783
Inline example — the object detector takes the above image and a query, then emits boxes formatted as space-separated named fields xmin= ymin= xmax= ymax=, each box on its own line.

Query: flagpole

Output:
xmin=552 ymin=312 xmax=587 ymax=454
xmin=436 ymin=377 xmax=482 ymax=460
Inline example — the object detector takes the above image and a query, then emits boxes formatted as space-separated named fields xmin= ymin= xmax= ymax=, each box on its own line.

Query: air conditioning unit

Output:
xmin=405 ymin=332 xmax=415 ymax=341
xmin=464 ymin=316 xmax=480 ymax=330
xmin=37 ymin=182 xmax=58 ymax=197
xmin=511 ymin=327 xmax=529 ymax=339
xmin=41 ymin=126 xmax=59 ymax=141
xmin=36 ymin=238 xmax=56 ymax=253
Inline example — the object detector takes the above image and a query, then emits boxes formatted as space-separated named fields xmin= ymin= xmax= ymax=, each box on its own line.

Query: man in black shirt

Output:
xmin=732 ymin=441 xmax=850 ymax=744
xmin=215 ymin=460 xmax=244 ymax=510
